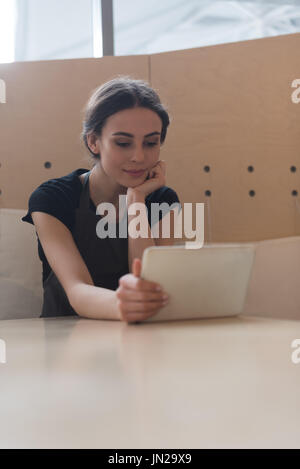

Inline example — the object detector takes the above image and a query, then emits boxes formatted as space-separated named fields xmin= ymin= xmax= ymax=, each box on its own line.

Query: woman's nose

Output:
xmin=131 ymin=147 xmax=145 ymax=162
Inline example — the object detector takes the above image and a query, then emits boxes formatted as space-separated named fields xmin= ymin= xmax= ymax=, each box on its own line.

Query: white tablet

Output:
xmin=140 ymin=243 xmax=256 ymax=322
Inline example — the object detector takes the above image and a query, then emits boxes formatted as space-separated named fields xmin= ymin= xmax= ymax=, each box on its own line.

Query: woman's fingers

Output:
xmin=117 ymin=299 xmax=167 ymax=314
xmin=116 ymin=285 xmax=169 ymax=323
xmin=117 ymin=300 xmax=167 ymax=323
xmin=117 ymin=257 xmax=169 ymax=323
xmin=119 ymin=273 xmax=161 ymax=293
xmin=116 ymin=287 xmax=168 ymax=304
xmin=132 ymin=257 xmax=141 ymax=277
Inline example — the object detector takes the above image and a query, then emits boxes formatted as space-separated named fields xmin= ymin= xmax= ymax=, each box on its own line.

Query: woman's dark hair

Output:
xmin=81 ymin=75 xmax=170 ymax=162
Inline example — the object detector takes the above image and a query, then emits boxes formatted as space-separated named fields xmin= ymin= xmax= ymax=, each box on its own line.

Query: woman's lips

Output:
xmin=123 ymin=169 xmax=146 ymax=177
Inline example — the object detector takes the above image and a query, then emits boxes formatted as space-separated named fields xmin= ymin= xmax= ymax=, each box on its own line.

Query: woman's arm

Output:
xmin=68 ymin=282 xmax=120 ymax=320
xmin=126 ymin=190 xmax=156 ymax=273
xmin=126 ymin=160 xmax=179 ymax=270
xmin=32 ymin=212 xmax=120 ymax=320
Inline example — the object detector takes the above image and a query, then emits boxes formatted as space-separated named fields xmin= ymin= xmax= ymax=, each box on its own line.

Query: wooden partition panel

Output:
xmin=150 ymin=33 xmax=300 ymax=242
xmin=0 ymin=33 xmax=299 ymax=242
xmin=0 ymin=56 xmax=149 ymax=208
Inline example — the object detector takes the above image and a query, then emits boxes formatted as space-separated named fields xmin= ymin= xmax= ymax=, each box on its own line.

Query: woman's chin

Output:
xmin=123 ymin=177 xmax=147 ymax=188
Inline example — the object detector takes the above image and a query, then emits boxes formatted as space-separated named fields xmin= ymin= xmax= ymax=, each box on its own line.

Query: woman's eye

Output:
xmin=116 ymin=142 xmax=158 ymax=147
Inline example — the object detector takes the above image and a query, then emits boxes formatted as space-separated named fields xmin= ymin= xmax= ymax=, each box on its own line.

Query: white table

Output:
xmin=0 ymin=315 xmax=300 ymax=449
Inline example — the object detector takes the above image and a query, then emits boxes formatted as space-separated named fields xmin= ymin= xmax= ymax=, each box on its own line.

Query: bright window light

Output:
xmin=0 ymin=0 xmax=16 ymax=63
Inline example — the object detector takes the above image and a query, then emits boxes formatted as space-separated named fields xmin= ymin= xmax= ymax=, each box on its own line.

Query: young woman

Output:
xmin=22 ymin=76 xmax=181 ymax=323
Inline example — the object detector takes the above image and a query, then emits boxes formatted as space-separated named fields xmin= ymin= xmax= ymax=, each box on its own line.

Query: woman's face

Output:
xmin=87 ymin=107 xmax=162 ymax=187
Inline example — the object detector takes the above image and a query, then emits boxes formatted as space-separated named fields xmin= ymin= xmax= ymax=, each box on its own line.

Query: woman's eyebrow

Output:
xmin=112 ymin=131 xmax=161 ymax=137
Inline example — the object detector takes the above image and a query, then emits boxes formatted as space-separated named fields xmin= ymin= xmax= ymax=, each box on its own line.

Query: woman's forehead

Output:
xmin=105 ymin=107 xmax=162 ymax=134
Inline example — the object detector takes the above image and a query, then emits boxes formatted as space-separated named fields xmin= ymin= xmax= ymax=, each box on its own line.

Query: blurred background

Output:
xmin=1 ymin=0 xmax=300 ymax=63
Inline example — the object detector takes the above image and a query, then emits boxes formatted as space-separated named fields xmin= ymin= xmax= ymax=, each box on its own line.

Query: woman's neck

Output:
xmin=87 ymin=164 xmax=127 ymax=208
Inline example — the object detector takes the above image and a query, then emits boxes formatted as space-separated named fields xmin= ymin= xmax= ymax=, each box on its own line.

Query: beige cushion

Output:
xmin=0 ymin=209 xmax=42 ymax=319
xmin=0 ymin=208 xmax=299 ymax=321
xmin=243 ymin=236 xmax=300 ymax=320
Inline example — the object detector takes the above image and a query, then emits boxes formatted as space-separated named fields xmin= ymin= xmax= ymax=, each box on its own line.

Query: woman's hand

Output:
xmin=115 ymin=258 xmax=169 ymax=323
xmin=127 ymin=160 xmax=166 ymax=199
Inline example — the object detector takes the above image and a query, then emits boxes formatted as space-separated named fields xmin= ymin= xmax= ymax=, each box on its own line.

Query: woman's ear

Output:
xmin=86 ymin=132 xmax=100 ymax=155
